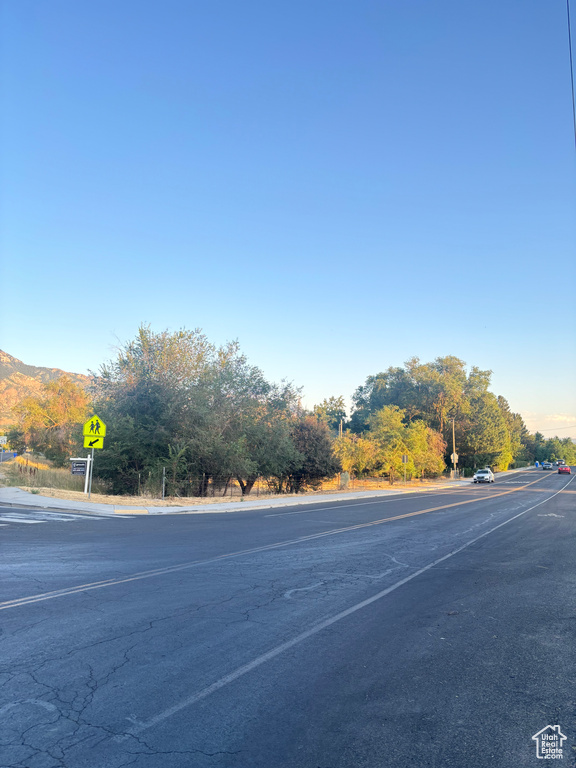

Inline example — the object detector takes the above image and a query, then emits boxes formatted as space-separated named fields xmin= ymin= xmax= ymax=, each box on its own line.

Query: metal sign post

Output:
xmin=88 ymin=448 xmax=95 ymax=499
xmin=82 ymin=416 xmax=107 ymax=500
xmin=84 ymin=455 xmax=91 ymax=494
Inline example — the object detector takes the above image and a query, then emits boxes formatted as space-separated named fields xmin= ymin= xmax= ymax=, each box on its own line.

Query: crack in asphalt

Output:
xmin=1 ymin=578 xmax=276 ymax=767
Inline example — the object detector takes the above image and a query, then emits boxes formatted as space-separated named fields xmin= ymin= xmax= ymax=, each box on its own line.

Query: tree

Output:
xmin=461 ymin=393 xmax=509 ymax=469
xmin=279 ymin=415 xmax=341 ymax=494
xmin=368 ymin=405 xmax=411 ymax=481
xmin=93 ymin=325 xmax=304 ymax=496
xmin=360 ymin=405 xmax=446 ymax=481
xmin=6 ymin=427 xmax=26 ymax=455
xmin=12 ymin=376 xmax=91 ymax=465
xmin=235 ymin=400 xmax=302 ymax=495
xmin=351 ymin=356 xmax=475 ymax=435
xmin=313 ymin=396 xmax=347 ymax=432
xmin=333 ymin=432 xmax=380 ymax=477
xmin=98 ymin=324 xmax=213 ymax=392
xmin=350 ymin=366 xmax=418 ymax=432
xmin=496 ymin=396 xmax=529 ymax=465
xmin=406 ymin=420 xmax=446 ymax=477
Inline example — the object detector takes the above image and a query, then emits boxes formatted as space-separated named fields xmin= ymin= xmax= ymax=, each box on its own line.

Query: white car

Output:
xmin=473 ymin=469 xmax=494 ymax=484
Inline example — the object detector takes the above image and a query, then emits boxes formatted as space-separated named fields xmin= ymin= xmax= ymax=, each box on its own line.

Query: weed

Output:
xmin=4 ymin=457 xmax=109 ymax=494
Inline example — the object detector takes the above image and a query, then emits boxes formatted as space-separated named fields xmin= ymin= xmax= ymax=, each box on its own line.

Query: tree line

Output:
xmin=8 ymin=328 xmax=575 ymax=495
xmin=314 ymin=356 xmax=575 ymax=473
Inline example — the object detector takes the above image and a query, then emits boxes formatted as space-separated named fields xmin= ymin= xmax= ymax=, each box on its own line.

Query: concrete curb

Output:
xmin=0 ymin=484 xmax=458 ymax=515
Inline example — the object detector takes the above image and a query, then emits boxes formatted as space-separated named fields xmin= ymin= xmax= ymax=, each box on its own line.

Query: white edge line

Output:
xmin=125 ymin=474 xmax=574 ymax=738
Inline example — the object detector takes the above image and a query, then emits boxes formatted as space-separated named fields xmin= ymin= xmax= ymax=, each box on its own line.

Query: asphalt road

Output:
xmin=1 ymin=469 xmax=575 ymax=768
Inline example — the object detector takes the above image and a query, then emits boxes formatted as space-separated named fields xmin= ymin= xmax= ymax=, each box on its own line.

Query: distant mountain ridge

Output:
xmin=0 ymin=350 xmax=91 ymax=430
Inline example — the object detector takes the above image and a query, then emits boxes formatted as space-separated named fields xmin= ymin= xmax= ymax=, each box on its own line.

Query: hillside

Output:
xmin=0 ymin=350 xmax=91 ymax=431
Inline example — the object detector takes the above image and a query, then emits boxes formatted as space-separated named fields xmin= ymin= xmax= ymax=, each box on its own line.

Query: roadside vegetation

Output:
xmin=1 ymin=455 xmax=109 ymax=493
xmin=6 ymin=325 xmax=575 ymax=498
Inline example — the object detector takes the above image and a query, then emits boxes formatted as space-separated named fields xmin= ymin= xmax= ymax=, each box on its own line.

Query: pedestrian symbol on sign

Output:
xmin=83 ymin=415 xmax=106 ymax=438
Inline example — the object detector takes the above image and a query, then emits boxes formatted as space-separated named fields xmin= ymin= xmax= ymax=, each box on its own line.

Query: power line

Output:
xmin=567 ymin=0 xmax=576 ymax=151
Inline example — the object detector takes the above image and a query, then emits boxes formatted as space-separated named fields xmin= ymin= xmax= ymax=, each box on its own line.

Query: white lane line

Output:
xmin=0 ymin=516 xmax=45 ymax=524
xmin=124 ymin=473 xmax=575 ymax=739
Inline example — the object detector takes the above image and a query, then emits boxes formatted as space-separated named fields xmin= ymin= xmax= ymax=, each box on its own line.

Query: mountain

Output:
xmin=0 ymin=351 xmax=91 ymax=431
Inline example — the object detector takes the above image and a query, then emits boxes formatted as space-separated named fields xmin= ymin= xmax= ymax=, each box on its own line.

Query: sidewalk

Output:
xmin=0 ymin=468 xmax=533 ymax=516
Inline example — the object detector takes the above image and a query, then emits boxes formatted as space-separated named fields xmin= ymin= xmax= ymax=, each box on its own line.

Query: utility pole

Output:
xmin=451 ymin=417 xmax=458 ymax=479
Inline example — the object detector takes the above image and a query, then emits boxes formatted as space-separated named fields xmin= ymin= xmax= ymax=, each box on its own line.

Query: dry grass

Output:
xmin=15 ymin=455 xmax=50 ymax=470
xmin=1 ymin=457 xmax=109 ymax=494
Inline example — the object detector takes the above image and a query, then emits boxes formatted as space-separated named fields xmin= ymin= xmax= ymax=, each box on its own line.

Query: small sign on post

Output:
xmin=0 ymin=436 xmax=7 ymax=444
xmin=402 ymin=454 xmax=408 ymax=484
xmin=70 ymin=456 xmax=92 ymax=493
xmin=84 ymin=436 xmax=104 ymax=449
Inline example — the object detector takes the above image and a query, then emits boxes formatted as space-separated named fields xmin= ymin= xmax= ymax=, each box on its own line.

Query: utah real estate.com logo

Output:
xmin=532 ymin=725 xmax=567 ymax=759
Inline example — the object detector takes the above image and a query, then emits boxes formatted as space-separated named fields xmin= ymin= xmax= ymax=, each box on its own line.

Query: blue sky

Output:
xmin=2 ymin=0 xmax=575 ymax=437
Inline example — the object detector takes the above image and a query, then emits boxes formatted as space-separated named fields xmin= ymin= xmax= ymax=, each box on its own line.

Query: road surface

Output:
xmin=1 ymin=469 xmax=574 ymax=767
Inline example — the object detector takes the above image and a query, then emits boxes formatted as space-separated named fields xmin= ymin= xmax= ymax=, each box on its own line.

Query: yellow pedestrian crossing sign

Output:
xmin=84 ymin=436 xmax=104 ymax=449
xmin=83 ymin=415 xmax=106 ymax=438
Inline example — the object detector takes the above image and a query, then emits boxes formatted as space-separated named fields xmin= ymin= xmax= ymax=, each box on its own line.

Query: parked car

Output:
xmin=558 ymin=465 xmax=571 ymax=475
xmin=473 ymin=469 xmax=495 ymax=483
xmin=542 ymin=462 xmax=553 ymax=470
